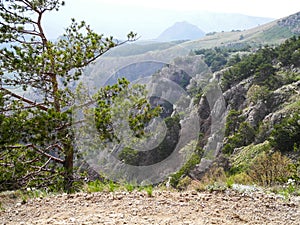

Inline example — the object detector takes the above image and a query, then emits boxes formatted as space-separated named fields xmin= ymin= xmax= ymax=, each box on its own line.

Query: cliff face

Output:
xmin=189 ymin=37 xmax=300 ymax=181
xmin=102 ymin=45 xmax=300 ymax=182
xmin=190 ymin=76 xmax=300 ymax=180
xmin=278 ymin=12 xmax=300 ymax=34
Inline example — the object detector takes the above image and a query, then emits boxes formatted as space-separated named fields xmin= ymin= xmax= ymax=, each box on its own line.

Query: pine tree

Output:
xmin=0 ymin=0 xmax=156 ymax=192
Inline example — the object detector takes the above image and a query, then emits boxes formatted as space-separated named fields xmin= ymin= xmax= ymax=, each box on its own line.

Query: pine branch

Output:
xmin=81 ymin=36 xmax=140 ymax=67
xmin=8 ymin=144 xmax=64 ymax=164
xmin=0 ymin=87 xmax=49 ymax=111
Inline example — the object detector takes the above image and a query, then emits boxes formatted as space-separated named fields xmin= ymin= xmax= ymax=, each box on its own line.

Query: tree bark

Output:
xmin=63 ymin=143 xmax=74 ymax=193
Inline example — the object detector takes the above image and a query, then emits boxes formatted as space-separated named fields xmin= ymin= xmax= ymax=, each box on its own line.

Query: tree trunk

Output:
xmin=63 ymin=143 xmax=74 ymax=193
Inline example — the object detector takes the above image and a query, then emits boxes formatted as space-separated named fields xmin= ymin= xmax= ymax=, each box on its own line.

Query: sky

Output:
xmin=94 ymin=0 xmax=299 ymax=18
xmin=43 ymin=0 xmax=300 ymax=39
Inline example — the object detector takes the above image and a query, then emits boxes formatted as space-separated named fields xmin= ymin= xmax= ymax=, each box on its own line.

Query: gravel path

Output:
xmin=1 ymin=190 xmax=300 ymax=225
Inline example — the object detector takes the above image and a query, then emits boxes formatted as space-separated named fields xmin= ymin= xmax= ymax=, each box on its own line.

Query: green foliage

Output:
xmin=87 ymin=179 xmax=119 ymax=193
xmin=206 ymin=182 xmax=227 ymax=193
xmin=86 ymin=180 xmax=106 ymax=193
xmin=25 ymin=188 xmax=49 ymax=199
xmin=255 ymin=63 xmax=277 ymax=86
xmin=0 ymin=0 xmax=139 ymax=192
xmin=226 ymin=53 xmax=242 ymax=67
xmin=223 ymin=122 xmax=256 ymax=155
xmin=193 ymin=166 xmax=227 ymax=192
xmin=176 ymin=176 xmax=192 ymax=191
xmin=194 ymin=45 xmax=251 ymax=74
xmin=246 ymin=85 xmax=270 ymax=104
xmin=221 ymin=46 xmax=277 ymax=90
xmin=224 ymin=110 xmax=244 ymax=137
xmin=108 ymin=180 xmax=118 ymax=192
xmin=221 ymin=36 xmax=300 ymax=91
xmin=247 ymin=151 xmax=293 ymax=186
xmin=194 ymin=47 xmax=228 ymax=72
xmin=170 ymin=153 xmax=201 ymax=188
xmin=277 ymin=36 xmax=300 ymax=67
xmin=289 ymin=160 xmax=300 ymax=180
xmin=227 ymin=172 xmax=252 ymax=185
xmin=124 ymin=182 xmax=135 ymax=192
xmin=94 ymin=78 xmax=161 ymax=141
xmin=118 ymin=147 xmax=139 ymax=165
xmin=143 ymin=185 xmax=153 ymax=197
xmin=229 ymin=141 xmax=272 ymax=174
xmin=116 ymin=115 xmax=180 ymax=166
xmin=269 ymin=113 xmax=300 ymax=152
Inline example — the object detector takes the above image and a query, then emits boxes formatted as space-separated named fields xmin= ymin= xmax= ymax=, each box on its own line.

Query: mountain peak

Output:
xmin=156 ymin=21 xmax=205 ymax=42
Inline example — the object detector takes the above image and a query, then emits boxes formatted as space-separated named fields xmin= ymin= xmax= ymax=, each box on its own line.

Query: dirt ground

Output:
xmin=0 ymin=189 xmax=300 ymax=225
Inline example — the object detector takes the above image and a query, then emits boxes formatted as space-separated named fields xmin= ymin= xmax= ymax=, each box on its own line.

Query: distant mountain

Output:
xmin=156 ymin=21 xmax=205 ymax=42
xmin=123 ymin=11 xmax=274 ymax=40
xmin=182 ymin=11 xmax=300 ymax=50
xmin=187 ymin=12 xmax=273 ymax=33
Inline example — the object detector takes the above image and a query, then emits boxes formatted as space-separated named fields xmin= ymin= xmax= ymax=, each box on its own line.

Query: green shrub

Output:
xmin=246 ymin=85 xmax=270 ymax=104
xmin=223 ymin=122 xmax=256 ymax=154
xmin=247 ymin=151 xmax=292 ymax=186
xmin=124 ymin=182 xmax=135 ymax=192
xmin=194 ymin=166 xmax=227 ymax=192
xmin=269 ymin=113 xmax=300 ymax=152
xmin=229 ymin=141 xmax=271 ymax=174
xmin=170 ymin=153 xmax=201 ymax=188
xmin=176 ymin=176 xmax=192 ymax=190
xmin=225 ymin=110 xmax=244 ymax=137
xmin=108 ymin=181 xmax=118 ymax=192
xmin=227 ymin=172 xmax=252 ymax=185
xmin=118 ymin=147 xmax=139 ymax=165
xmin=143 ymin=186 xmax=153 ymax=197
xmin=87 ymin=180 xmax=105 ymax=193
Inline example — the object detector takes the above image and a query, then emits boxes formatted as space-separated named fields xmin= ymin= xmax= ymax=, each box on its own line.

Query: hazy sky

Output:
xmin=95 ymin=0 xmax=299 ymax=17
xmin=44 ymin=0 xmax=300 ymax=39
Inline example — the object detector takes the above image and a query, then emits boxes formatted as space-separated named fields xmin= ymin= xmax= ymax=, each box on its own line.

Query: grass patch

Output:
xmin=124 ymin=182 xmax=135 ymax=192
xmin=230 ymin=141 xmax=271 ymax=174
xmin=86 ymin=180 xmax=106 ymax=193
xmin=258 ymin=25 xmax=293 ymax=42
xmin=143 ymin=186 xmax=153 ymax=197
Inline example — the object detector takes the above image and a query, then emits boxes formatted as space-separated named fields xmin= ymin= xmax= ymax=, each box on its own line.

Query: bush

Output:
xmin=246 ymin=85 xmax=270 ymax=104
xmin=170 ymin=153 xmax=201 ymax=188
xmin=194 ymin=47 xmax=228 ymax=72
xmin=269 ymin=113 xmax=300 ymax=152
xmin=223 ymin=122 xmax=256 ymax=154
xmin=143 ymin=186 xmax=153 ymax=197
xmin=225 ymin=110 xmax=244 ymax=137
xmin=227 ymin=172 xmax=252 ymax=185
xmin=118 ymin=147 xmax=139 ymax=165
xmin=277 ymin=36 xmax=300 ymax=67
xmin=176 ymin=176 xmax=192 ymax=190
xmin=229 ymin=141 xmax=271 ymax=174
xmin=194 ymin=166 xmax=227 ymax=191
xmin=247 ymin=151 xmax=292 ymax=186
xmin=118 ymin=115 xmax=181 ymax=166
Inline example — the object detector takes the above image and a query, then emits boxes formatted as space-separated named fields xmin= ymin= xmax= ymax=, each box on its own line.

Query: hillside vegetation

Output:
xmin=217 ymin=36 xmax=300 ymax=188
xmin=1 ymin=3 xmax=300 ymax=196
